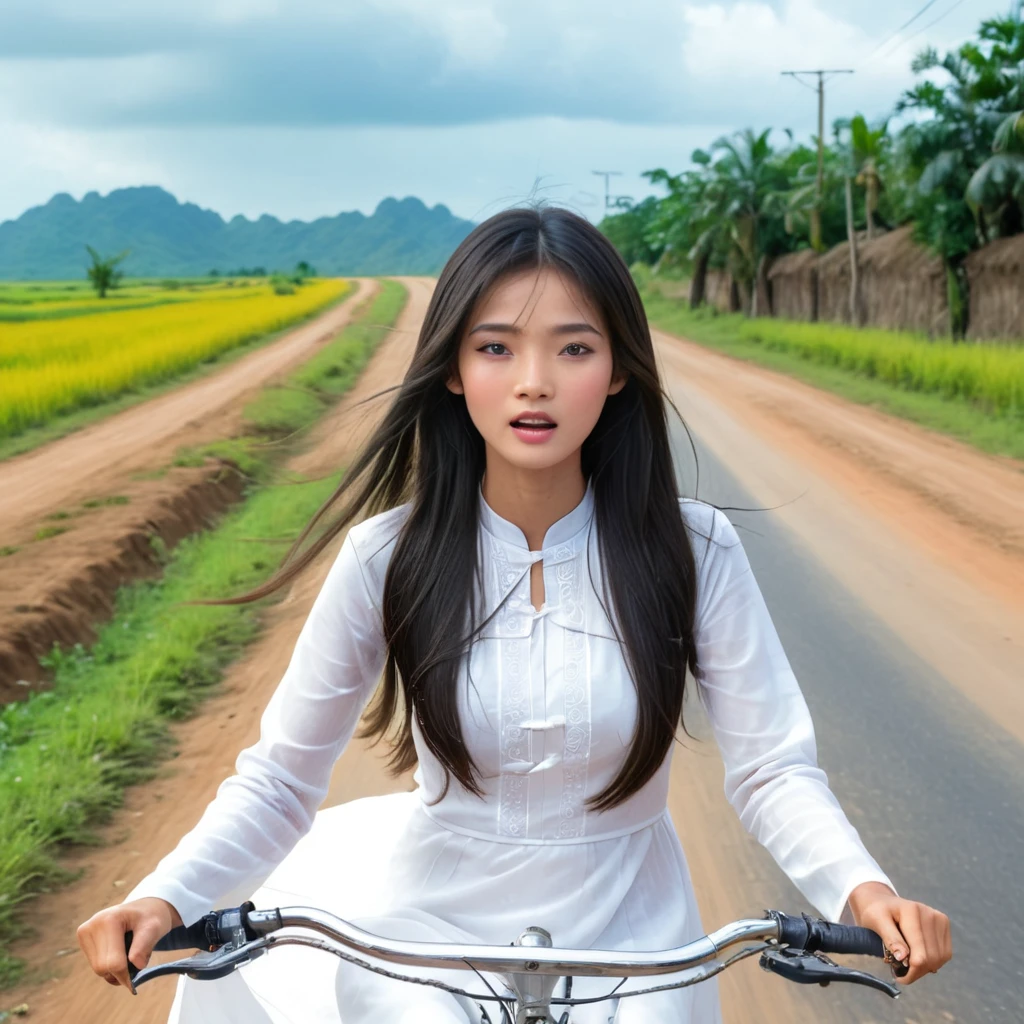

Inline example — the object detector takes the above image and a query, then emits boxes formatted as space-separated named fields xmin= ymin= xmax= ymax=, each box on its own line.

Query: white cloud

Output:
xmin=0 ymin=0 xmax=1008 ymax=227
xmin=210 ymin=0 xmax=283 ymax=25
xmin=1 ymin=123 xmax=167 ymax=219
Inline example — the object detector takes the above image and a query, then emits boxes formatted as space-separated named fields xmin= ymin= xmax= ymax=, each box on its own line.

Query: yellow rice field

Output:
xmin=0 ymin=279 xmax=349 ymax=439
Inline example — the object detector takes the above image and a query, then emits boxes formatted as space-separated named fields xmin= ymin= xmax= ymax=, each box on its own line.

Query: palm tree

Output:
xmin=642 ymin=164 xmax=722 ymax=308
xmin=85 ymin=246 xmax=130 ymax=298
xmin=849 ymin=115 xmax=889 ymax=239
xmin=699 ymin=128 xmax=790 ymax=313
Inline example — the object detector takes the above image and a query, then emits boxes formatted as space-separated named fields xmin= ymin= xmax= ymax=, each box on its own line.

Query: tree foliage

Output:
xmin=84 ymin=245 xmax=129 ymax=298
xmin=599 ymin=12 xmax=1024 ymax=324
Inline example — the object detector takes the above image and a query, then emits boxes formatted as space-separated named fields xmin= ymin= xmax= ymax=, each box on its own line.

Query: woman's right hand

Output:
xmin=77 ymin=896 xmax=184 ymax=992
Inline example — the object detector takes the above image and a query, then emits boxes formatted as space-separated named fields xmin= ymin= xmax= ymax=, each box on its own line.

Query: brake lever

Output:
xmin=131 ymin=938 xmax=271 ymax=989
xmin=759 ymin=946 xmax=901 ymax=998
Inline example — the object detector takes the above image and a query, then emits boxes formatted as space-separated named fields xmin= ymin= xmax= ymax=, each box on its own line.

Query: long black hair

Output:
xmin=204 ymin=205 xmax=706 ymax=813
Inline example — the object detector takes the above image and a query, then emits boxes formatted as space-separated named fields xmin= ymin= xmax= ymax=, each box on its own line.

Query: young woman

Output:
xmin=78 ymin=206 xmax=952 ymax=1022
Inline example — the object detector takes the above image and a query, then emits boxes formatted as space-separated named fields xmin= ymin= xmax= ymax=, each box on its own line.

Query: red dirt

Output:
xmin=3 ymin=291 xmax=1020 ymax=1024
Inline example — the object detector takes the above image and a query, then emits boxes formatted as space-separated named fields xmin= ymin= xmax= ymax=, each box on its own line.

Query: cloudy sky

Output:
xmin=0 ymin=0 xmax=1004 ymax=226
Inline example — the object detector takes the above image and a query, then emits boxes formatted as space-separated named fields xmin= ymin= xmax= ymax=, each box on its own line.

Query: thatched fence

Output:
xmin=823 ymin=226 xmax=948 ymax=336
xmin=767 ymin=250 xmax=817 ymax=321
xmin=756 ymin=226 xmax=949 ymax=336
xmin=964 ymin=235 xmax=1024 ymax=342
xmin=689 ymin=229 xmax=1024 ymax=341
xmin=703 ymin=269 xmax=739 ymax=313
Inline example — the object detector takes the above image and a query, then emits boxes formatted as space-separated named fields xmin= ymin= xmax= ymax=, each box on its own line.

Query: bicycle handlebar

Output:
xmin=126 ymin=902 xmax=905 ymax=1002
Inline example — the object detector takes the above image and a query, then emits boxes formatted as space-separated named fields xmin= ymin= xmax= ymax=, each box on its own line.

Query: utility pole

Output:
xmin=781 ymin=68 xmax=854 ymax=251
xmin=592 ymin=170 xmax=623 ymax=215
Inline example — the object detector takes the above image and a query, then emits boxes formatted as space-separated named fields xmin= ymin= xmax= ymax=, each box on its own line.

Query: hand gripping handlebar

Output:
xmin=124 ymin=904 xmax=904 ymax=1001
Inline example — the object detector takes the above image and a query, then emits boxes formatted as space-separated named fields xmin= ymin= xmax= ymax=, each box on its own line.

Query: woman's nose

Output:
xmin=515 ymin=354 xmax=552 ymax=398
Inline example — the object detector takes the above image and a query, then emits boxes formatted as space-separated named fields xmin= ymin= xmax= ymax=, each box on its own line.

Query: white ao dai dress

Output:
xmin=125 ymin=482 xmax=894 ymax=1022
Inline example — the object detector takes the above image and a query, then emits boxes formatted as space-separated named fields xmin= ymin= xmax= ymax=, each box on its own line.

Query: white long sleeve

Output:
xmin=690 ymin=503 xmax=895 ymax=923
xmin=124 ymin=530 xmax=387 ymax=926
xmin=125 ymin=486 xmax=893 ymax=935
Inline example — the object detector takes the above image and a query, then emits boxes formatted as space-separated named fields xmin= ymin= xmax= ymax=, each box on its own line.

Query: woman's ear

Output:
xmin=446 ymin=371 xmax=464 ymax=395
xmin=607 ymin=372 xmax=627 ymax=396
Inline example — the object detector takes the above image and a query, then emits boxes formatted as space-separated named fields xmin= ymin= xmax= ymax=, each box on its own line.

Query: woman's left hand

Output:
xmin=847 ymin=881 xmax=952 ymax=984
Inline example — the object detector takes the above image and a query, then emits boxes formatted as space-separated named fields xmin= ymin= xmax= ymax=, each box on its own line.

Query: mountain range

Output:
xmin=0 ymin=186 xmax=476 ymax=279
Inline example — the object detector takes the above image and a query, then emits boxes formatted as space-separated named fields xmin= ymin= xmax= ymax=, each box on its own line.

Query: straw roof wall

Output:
xmin=817 ymin=226 xmax=949 ymax=336
xmin=767 ymin=250 xmax=818 ymax=321
xmin=704 ymin=269 xmax=739 ymax=313
xmin=965 ymin=234 xmax=1024 ymax=342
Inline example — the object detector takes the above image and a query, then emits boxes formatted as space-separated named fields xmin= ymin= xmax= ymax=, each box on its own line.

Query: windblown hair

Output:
xmin=201 ymin=205 xmax=706 ymax=812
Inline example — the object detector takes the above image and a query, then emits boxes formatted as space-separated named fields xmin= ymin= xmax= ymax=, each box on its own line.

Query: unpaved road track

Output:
xmin=4 ymin=289 xmax=1021 ymax=1023
xmin=0 ymin=278 xmax=376 ymax=548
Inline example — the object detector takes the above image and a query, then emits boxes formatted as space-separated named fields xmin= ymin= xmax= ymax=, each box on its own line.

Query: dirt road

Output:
xmin=653 ymin=331 xmax=1023 ymax=744
xmin=4 ymin=289 xmax=1021 ymax=1023
xmin=0 ymin=280 xmax=380 ymax=696
xmin=0 ymin=279 xmax=376 ymax=549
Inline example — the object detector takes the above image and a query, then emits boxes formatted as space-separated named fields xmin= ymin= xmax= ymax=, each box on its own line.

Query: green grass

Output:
xmin=641 ymin=289 xmax=1024 ymax=462
xmin=0 ymin=279 xmax=407 ymax=990
xmin=0 ymin=284 xmax=354 ymax=464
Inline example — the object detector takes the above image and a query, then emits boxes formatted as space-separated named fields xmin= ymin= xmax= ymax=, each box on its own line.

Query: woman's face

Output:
xmin=448 ymin=266 xmax=625 ymax=476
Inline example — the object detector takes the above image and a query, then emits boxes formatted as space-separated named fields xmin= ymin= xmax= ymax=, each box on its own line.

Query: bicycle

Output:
xmin=127 ymin=902 xmax=910 ymax=1023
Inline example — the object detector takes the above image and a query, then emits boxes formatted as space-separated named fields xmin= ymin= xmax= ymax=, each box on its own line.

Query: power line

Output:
xmin=873 ymin=0 xmax=971 ymax=64
xmin=864 ymin=0 xmax=944 ymax=62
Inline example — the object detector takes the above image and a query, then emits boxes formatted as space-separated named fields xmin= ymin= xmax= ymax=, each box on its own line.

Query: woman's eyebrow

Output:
xmin=468 ymin=321 xmax=602 ymax=336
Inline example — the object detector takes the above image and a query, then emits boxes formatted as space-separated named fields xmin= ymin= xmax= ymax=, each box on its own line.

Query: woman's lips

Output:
xmin=510 ymin=420 xmax=557 ymax=444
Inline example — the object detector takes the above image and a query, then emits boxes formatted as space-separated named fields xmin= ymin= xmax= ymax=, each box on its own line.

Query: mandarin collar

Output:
xmin=478 ymin=479 xmax=595 ymax=555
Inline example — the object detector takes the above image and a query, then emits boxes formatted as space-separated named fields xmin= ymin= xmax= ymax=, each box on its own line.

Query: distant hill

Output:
xmin=0 ymin=186 xmax=476 ymax=279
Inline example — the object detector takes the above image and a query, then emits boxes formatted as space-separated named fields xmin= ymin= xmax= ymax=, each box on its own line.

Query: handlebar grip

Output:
xmin=123 ymin=931 xmax=139 ymax=992
xmin=767 ymin=911 xmax=884 ymax=958
xmin=153 ymin=919 xmax=216 ymax=951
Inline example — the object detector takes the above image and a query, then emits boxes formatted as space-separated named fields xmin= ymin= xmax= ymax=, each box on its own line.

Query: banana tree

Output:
xmin=697 ymin=128 xmax=790 ymax=313
xmin=966 ymin=108 xmax=1024 ymax=238
xmin=642 ymin=163 xmax=725 ymax=308
xmin=896 ymin=16 xmax=1024 ymax=259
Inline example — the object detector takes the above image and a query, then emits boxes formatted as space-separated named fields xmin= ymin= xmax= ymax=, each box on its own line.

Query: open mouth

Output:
xmin=510 ymin=419 xmax=556 ymax=431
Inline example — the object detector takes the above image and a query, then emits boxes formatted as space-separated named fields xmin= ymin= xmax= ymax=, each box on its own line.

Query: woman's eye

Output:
xmin=563 ymin=343 xmax=590 ymax=357
xmin=479 ymin=342 xmax=508 ymax=356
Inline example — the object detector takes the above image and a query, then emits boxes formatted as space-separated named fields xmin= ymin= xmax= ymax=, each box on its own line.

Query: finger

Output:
xmin=894 ymin=903 xmax=930 ymax=984
xmin=77 ymin=921 xmax=109 ymax=981
xmin=941 ymin=913 xmax=954 ymax=963
xmin=863 ymin=908 xmax=909 ymax=966
xmin=127 ymin=918 xmax=164 ymax=971
xmin=925 ymin=910 xmax=953 ymax=973
xmin=94 ymin=918 xmax=133 ymax=992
